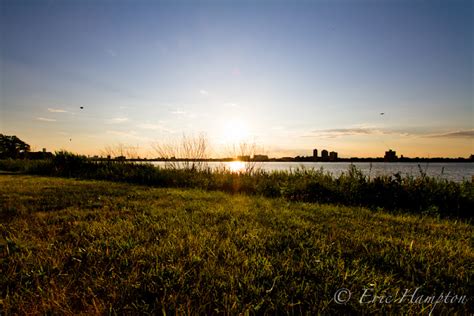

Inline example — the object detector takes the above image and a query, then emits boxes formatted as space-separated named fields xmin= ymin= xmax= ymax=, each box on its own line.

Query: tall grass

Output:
xmin=0 ymin=152 xmax=472 ymax=218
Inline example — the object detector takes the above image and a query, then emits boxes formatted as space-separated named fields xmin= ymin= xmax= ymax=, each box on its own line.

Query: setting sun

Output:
xmin=221 ymin=119 xmax=250 ymax=144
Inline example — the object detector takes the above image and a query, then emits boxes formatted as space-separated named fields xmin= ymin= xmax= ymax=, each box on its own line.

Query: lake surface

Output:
xmin=148 ymin=161 xmax=473 ymax=182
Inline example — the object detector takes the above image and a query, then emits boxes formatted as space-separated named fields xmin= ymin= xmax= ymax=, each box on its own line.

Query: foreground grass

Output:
xmin=0 ymin=175 xmax=472 ymax=314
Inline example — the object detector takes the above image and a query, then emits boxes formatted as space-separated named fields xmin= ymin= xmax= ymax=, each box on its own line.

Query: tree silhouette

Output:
xmin=0 ymin=134 xmax=31 ymax=159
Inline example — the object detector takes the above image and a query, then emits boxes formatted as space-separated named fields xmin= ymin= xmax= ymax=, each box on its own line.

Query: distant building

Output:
xmin=237 ymin=155 xmax=250 ymax=161
xmin=321 ymin=150 xmax=329 ymax=160
xmin=313 ymin=149 xmax=318 ymax=158
xmin=384 ymin=149 xmax=398 ymax=162
xmin=253 ymin=154 xmax=269 ymax=161
xmin=329 ymin=151 xmax=338 ymax=161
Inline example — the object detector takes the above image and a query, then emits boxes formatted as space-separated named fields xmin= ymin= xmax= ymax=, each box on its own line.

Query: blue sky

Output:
xmin=1 ymin=0 xmax=472 ymax=157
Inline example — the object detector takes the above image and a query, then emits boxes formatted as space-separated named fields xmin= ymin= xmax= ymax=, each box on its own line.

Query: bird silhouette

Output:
xmin=80 ymin=106 xmax=84 ymax=109
xmin=380 ymin=112 xmax=385 ymax=115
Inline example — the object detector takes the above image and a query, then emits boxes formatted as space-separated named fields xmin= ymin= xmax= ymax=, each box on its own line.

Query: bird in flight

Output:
xmin=380 ymin=112 xmax=385 ymax=115
xmin=80 ymin=106 xmax=84 ymax=109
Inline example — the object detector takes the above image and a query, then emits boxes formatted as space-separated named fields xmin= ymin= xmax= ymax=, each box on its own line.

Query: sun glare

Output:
xmin=222 ymin=119 xmax=250 ymax=144
xmin=228 ymin=160 xmax=246 ymax=173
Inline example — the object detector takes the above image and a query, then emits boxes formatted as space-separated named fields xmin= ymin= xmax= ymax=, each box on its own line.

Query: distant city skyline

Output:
xmin=1 ymin=0 xmax=472 ymax=158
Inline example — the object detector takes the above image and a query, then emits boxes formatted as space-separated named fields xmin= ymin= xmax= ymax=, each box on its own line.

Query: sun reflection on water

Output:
xmin=228 ymin=161 xmax=246 ymax=173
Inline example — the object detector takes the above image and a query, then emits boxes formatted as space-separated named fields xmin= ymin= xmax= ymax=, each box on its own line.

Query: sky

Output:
xmin=0 ymin=0 xmax=472 ymax=158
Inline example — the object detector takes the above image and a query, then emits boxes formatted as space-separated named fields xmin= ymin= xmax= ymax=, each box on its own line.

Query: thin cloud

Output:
xmin=306 ymin=127 xmax=384 ymax=138
xmin=106 ymin=130 xmax=135 ymax=137
xmin=426 ymin=129 xmax=474 ymax=138
xmin=36 ymin=117 xmax=56 ymax=122
xmin=106 ymin=130 xmax=149 ymax=141
xmin=137 ymin=123 xmax=173 ymax=133
xmin=106 ymin=117 xmax=129 ymax=124
xmin=48 ymin=108 xmax=67 ymax=113
xmin=307 ymin=127 xmax=474 ymax=139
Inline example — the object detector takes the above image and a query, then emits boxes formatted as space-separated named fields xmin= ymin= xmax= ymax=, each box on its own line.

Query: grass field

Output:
xmin=1 ymin=175 xmax=472 ymax=314
xmin=1 ymin=155 xmax=472 ymax=219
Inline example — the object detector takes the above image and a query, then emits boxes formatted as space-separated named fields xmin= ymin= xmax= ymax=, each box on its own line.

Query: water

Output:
xmin=147 ymin=161 xmax=473 ymax=182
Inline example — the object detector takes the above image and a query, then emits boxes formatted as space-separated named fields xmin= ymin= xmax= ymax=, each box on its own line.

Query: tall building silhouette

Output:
xmin=321 ymin=150 xmax=329 ymax=160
